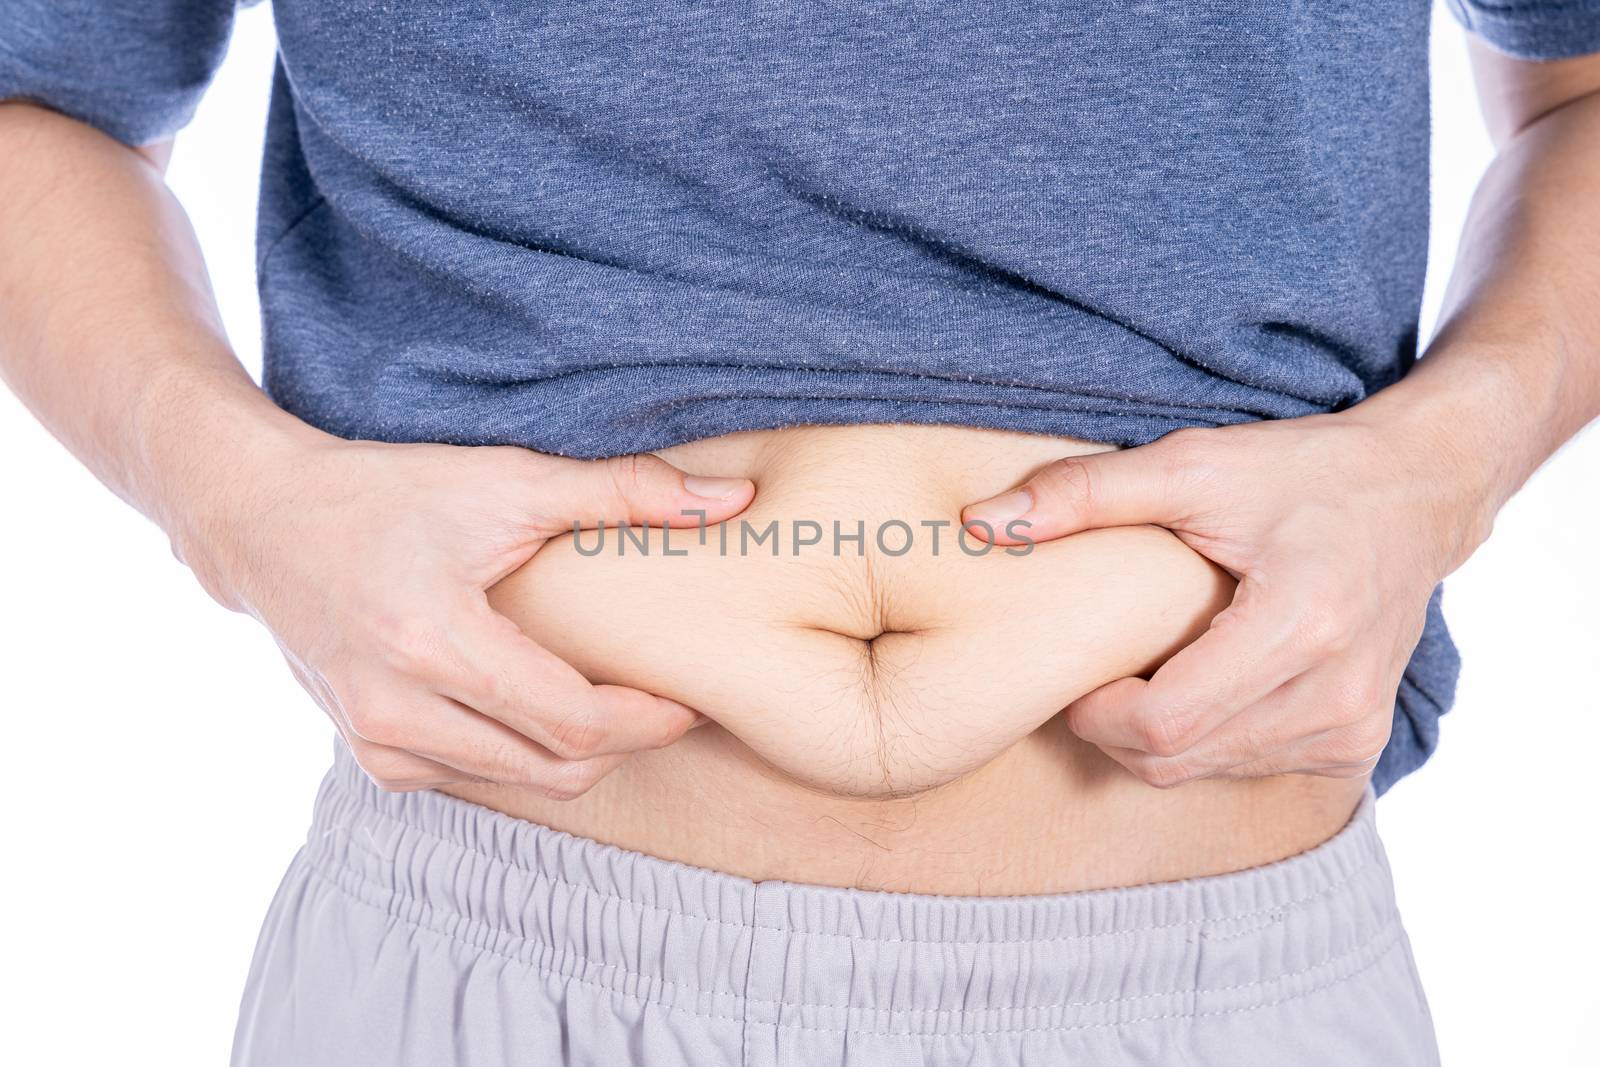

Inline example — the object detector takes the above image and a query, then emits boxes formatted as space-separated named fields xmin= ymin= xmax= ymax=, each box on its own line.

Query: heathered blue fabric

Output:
xmin=6 ymin=2 xmax=1598 ymax=793
xmin=1448 ymin=0 xmax=1600 ymax=59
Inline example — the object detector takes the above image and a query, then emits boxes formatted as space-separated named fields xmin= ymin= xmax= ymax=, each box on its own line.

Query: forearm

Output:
xmin=1350 ymin=84 xmax=1600 ymax=564
xmin=0 ymin=103 xmax=324 ymax=553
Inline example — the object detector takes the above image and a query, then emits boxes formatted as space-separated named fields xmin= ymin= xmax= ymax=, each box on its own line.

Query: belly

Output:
xmin=448 ymin=424 xmax=1365 ymax=894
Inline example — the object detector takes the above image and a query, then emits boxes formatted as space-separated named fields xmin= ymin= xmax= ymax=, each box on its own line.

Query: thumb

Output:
xmin=961 ymin=437 xmax=1194 ymax=543
xmin=528 ymin=452 xmax=755 ymax=534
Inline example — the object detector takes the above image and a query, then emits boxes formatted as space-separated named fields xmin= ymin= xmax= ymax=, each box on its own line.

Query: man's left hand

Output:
xmin=961 ymin=410 xmax=1492 ymax=787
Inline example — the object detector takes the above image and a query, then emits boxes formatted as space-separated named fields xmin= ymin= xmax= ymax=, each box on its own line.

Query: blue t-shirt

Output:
xmin=5 ymin=0 xmax=1598 ymax=793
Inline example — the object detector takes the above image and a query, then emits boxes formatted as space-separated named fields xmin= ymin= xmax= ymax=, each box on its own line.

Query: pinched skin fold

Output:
xmin=489 ymin=425 xmax=1234 ymax=798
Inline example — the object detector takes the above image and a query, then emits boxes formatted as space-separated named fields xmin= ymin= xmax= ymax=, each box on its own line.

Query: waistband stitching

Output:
xmin=319 ymin=786 xmax=1381 ymax=945
xmin=303 ymin=853 xmax=1404 ymax=1033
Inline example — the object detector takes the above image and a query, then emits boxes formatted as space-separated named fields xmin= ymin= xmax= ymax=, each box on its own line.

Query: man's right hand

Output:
xmin=0 ymin=105 xmax=759 ymax=800
xmin=175 ymin=435 xmax=755 ymax=797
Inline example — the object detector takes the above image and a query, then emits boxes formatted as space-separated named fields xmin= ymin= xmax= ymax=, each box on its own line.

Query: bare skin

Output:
xmin=0 ymin=43 xmax=1596 ymax=892
xmin=444 ymin=423 xmax=1363 ymax=894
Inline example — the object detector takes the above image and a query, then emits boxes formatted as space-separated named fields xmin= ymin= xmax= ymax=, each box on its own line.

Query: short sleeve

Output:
xmin=0 ymin=0 xmax=241 ymax=146
xmin=1447 ymin=0 xmax=1600 ymax=60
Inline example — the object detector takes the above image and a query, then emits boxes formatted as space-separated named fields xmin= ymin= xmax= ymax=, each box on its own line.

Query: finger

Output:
xmin=1092 ymin=669 xmax=1394 ymax=787
xmin=344 ymin=735 xmax=473 ymax=792
xmin=1090 ymin=741 xmax=1374 ymax=789
xmin=1065 ymin=576 xmax=1310 ymax=756
xmin=961 ymin=431 xmax=1204 ymax=544
xmin=1218 ymin=710 xmax=1394 ymax=781
xmin=429 ymin=601 xmax=705 ymax=760
xmin=347 ymin=691 xmax=628 ymax=799
xmin=524 ymin=451 xmax=755 ymax=536
xmin=1223 ymin=744 xmax=1383 ymax=781
xmin=1082 ymin=669 xmax=1320 ymax=784
xmin=308 ymin=659 xmax=481 ymax=791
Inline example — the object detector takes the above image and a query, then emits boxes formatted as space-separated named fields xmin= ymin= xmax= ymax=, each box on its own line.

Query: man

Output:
xmin=1 ymin=2 xmax=1596 ymax=1063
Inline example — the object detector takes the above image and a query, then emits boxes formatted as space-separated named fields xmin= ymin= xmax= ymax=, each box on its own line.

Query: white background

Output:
xmin=2 ymin=4 xmax=1596 ymax=1063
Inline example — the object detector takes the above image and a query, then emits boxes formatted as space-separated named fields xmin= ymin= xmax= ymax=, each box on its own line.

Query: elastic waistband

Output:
xmin=301 ymin=744 xmax=1402 ymax=1035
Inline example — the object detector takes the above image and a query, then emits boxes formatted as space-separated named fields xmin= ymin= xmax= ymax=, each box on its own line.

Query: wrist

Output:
xmin=1342 ymin=351 xmax=1525 ymax=575
xmin=129 ymin=361 xmax=335 ymax=606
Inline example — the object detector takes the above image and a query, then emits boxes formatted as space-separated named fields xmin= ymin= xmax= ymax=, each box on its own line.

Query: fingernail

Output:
xmin=964 ymin=488 xmax=1033 ymax=527
xmin=683 ymin=475 xmax=752 ymax=501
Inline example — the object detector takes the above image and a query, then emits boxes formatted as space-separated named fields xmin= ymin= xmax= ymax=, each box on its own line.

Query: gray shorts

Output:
xmin=233 ymin=746 xmax=1439 ymax=1065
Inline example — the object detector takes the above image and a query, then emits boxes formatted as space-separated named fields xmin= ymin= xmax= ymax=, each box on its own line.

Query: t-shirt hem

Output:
xmin=1447 ymin=0 xmax=1600 ymax=60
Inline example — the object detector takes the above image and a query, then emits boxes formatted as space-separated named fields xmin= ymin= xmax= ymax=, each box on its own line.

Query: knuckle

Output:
xmin=1334 ymin=676 xmax=1387 ymax=725
xmin=1135 ymin=757 xmax=1196 ymax=790
xmin=604 ymin=452 xmax=663 ymax=500
xmin=539 ymin=759 xmax=605 ymax=801
xmin=1136 ymin=718 xmax=1180 ymax=758
xmin=1034 ymin=457 xmax=1095 ymax=513
xmin=375 ymin=615 xmax=443 ymax=676
xmin=355 ymin=748 xmax=427 ymax=792
xmin=476 ymin=745 xmax=534 ymax=787
xmin=650 ymin=709 xmax=695 ymax=748
xmin=545 ymin=706 xmax=609 ymax=760
xmin=1325 ymin=718 xmax=1392 ymax=767
xmin=455 ymin=668 xmax=506 ymax=712
xmin=1295 ymin=606 xmax=1354 ymax=656
xmin=344 ymin=699 xmax=402 ymax=745
xmin=1136 ymin=707 xmax=1197 ymax=758
xmin=602 ymin=686 xmax=690 ymax=749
